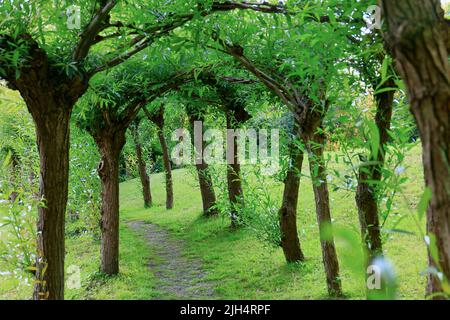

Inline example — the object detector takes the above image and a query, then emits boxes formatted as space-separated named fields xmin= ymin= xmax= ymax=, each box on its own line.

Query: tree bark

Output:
xmin=226 ymin=112 xmax=245 ymax=228
xmin=381 ymin=0 xmax=450 ymax=297
xmin=188 ymin=115 xmax=219 ymax=217
xmin=94 ymin=130 xmax=126 ymax=275
xmin=144 ymin=107 xmax=174 ymax=210
xmin=158 ymin=129 xmax=174 ymax=210
xmin=131 ymin=123 xmax=152 ymax=208
xmin=1 ymin=35 xmax=88 ymax=300
xmin=303 ymin=122 xmax=342 ymax=297
xmin=278 ymin=125 xmax=306 ymax=263
xmin=356 ymin=78 xmax=395 ymax=262
xmin=32 ymin=106 xmax=72 ymax=300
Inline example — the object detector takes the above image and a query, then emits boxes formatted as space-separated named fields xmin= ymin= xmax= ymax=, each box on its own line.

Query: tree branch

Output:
xmin=72 ymin=0 xmax=118 ymax=62
xmin=86 ymin=1 xmax=290 ymax=77
xmin=214 ymin=36 xmax=299 ymax=112
xmin=120 ymin=71 xmax=196 ymax=127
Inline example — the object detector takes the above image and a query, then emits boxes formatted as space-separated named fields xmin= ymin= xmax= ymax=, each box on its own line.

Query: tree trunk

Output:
xmin=381 ymin=0 xmax=450 ymax=297
xmin=356 ymin=78 xmax=395 ymax=262
xmin=94 ymin=130 xmax=126 ymax=275
xmin=158 ymin=129 xmax=174 ymax=210
xmin=131 ymin=124 xmax=152 ymax=208
xmin=1 ymin=35 xmax=89 ymax=300
xmin=278 ymin=126 xmax=306 ymax=263
xmin=143 ymin=107 xmax=173 ymax=210
xmin=226 ymin=113 xmax=245 ymax=228
xmin=188 ymin=116 xmax=219 ymax=216
xmin=305 ymin=128 xmax=342 ymax=297
xmin=32 ymin=107 xmax=72 ymax=300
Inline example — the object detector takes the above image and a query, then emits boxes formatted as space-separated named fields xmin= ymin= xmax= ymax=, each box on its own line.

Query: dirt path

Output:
xmin=127 ymin=221 xmax=216 ymax=299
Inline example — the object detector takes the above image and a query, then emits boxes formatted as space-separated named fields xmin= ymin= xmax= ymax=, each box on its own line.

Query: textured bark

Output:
xmin=356 ymin=78 xmax=395 ymax=262
xmin=278 ymin=125 xmax=305 ymax=263
xmin=94 ymin=129 xmax=126 ymax=275
xmin=187 ymin=114 xmax=219 ymax=217
xmin=1 ymin=35 xmax=88 ymax=300
xmin=32 ymin=107 xmax=71 ymax=300
xmin=226 ymin=112 xmax=245 ymax=228
xmin=305 ymin=128 xmax=342 ymax=297
xmin=131 ymin=123 xmax=152 ymax=208
xmin=297 ymin=99 xmax=342 ymax=297
xmin=381 ymin=0 xmax=450 ymax=297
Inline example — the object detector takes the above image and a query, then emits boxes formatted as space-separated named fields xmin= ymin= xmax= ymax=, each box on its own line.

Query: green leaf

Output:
xmin=417 ymin=187 xmax=432 ymax=221
xmin=367 ymin=121 xmax=380 ymax=161
xmin=384 ymin=228 xmax=416 ymax=236
xmin=374 ymin=87 xmax=397 ymax=95
xmin=428 ymin=233 xmax=440 ymax=269
xmin=381 ymin=55 xmax=391 ymax=81
xmin=2 ymin=151 xmax=12 ymax=169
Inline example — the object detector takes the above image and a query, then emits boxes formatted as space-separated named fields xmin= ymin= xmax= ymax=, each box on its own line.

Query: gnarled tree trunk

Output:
xmin=94 ymin=129 xmax=126 ymax=275
xmin=278 ymin=124 xmax=305 ymax=263
xmin=381 ymin=0 xmax=450 ymax=297
xmin=188 ymin=115 xmax=219 ymax=217
xmin=1 ymin=35 xmax=88 ymax=300
xmin=32 ymin=106 xmax=72 ymax=300
xmin=356 ymin=78 xmax=395 ymax=262
xmin=131 ymin=123 xmax=152 ymax=208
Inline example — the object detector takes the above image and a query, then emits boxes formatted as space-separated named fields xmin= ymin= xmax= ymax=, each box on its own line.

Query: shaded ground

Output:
xmin=127 ymin=221 xmax=216 ymax=299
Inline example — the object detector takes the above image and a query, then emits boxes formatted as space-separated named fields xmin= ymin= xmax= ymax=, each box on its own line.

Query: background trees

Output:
xmin=0 ymin=0 xmax=448 ymax=300
xmin=185 ymin=102 xmax=219 ymax=217
xmin=0 ymin=0 xmax=284 ymax=299
xmin=130 ymin=118 xmax=153 ymax=208
xmin=75 ymin=57 xmax=196 ymax=274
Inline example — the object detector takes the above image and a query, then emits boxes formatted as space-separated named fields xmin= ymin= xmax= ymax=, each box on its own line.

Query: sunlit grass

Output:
xmin=0 ymin=145 xmax=427 ymax=300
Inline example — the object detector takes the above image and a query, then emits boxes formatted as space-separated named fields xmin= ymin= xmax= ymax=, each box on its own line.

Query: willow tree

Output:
xmin=184 ymin=101 xmax=220 ymax=217
xmin=194 ymin=3 xmax=365 ymax=295
xmin=381 ymin=0 xmax=450 ymax=297
xmin=196 ymin=72 xmax=262 ymax=228
xmin=343 ymin=10 xmax=401 ymax=267
xmin=0 ymin=0 xmax=285 ymax=299
xmin=217 ymin=40 xmax=342 ymax=295
xmin=75 ymin=60 xmax=194 ymax=275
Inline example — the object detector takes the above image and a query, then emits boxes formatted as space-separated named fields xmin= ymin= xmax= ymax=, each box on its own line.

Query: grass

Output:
xmin=0 ymin=145 xmax=427 ymax=300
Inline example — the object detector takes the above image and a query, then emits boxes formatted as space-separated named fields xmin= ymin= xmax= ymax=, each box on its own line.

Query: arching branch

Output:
xmin=72 ymin=0 xmax=118 ymax=62
xmin=86 ymin=1 xmax=290 ymax=77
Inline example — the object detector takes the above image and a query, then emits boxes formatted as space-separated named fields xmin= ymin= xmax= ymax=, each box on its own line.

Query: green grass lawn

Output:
xmin=0 ymin=146 xmax=427 ymax=300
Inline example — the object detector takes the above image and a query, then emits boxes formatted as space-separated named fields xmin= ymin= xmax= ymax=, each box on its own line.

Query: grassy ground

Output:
xmin=0 ymin=146 xmax=427 ymax=300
